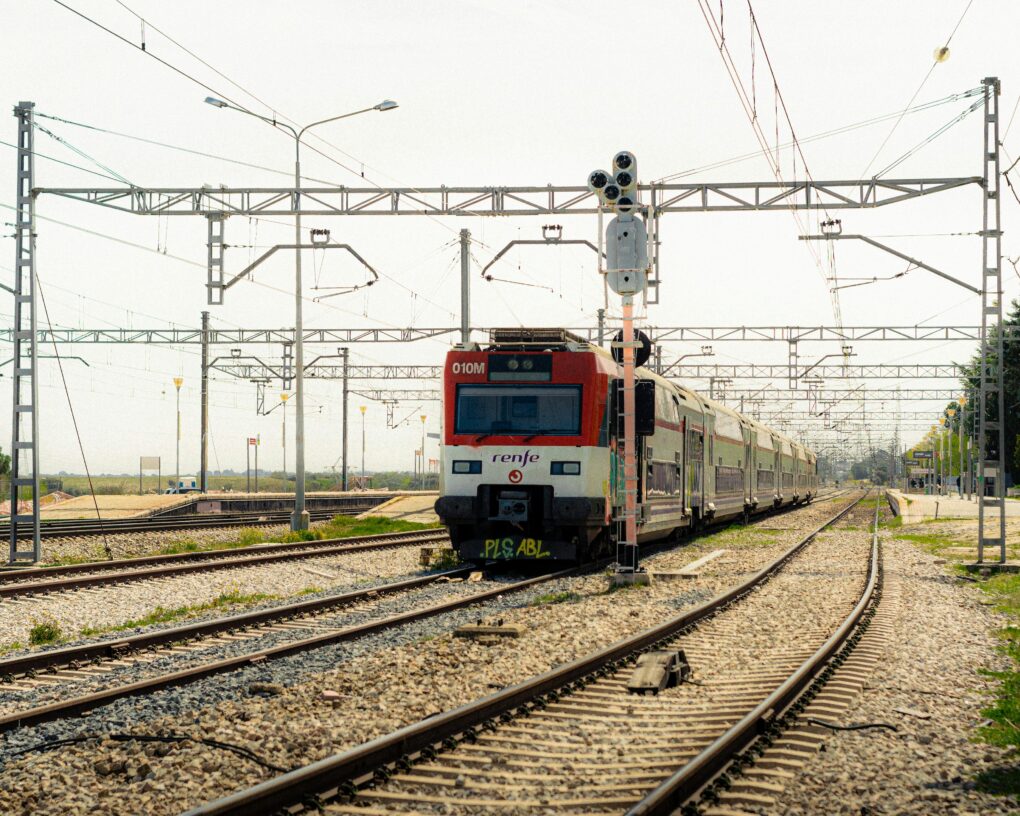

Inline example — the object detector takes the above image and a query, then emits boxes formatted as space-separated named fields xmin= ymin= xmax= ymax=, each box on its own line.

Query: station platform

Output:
xmin=887 ymin=490 xmax=1020 ymax=524
xmin=356 ymin=492 xmax=439 ymax=524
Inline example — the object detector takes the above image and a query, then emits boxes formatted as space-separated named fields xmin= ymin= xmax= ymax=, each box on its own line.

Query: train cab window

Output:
xmin=455 ymin=384 xmax=581 ymax=436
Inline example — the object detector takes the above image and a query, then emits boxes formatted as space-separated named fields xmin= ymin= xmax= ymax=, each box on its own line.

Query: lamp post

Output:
xmin=946 ymin=407 xmax=957 ymax=497
xmin=420 ymin=414 xmax=427 ymax=490
xmin=173 ymin=377 xmax=183 ymax=493
xmin=281 ymin=392 xmax=290 ymax=493
xmin=360 ymin=405 xmax=367 ymax=489
xmin=206 ymin=96 xmax=398 ymax=529
xmin=959 ymin=396 xmax=969 ymax=499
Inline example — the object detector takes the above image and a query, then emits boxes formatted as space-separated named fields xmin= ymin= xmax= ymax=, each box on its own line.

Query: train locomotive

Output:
xmin=434 ymin=328 xmax=817 ymax=562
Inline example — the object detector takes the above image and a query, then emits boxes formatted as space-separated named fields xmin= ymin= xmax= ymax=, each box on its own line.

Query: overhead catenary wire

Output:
xmin=857 ymin=0 xmax=976 ymax=181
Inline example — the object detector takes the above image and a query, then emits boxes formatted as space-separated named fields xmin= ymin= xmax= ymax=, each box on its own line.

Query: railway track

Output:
xmin=0 ymin=529 xmax=449 ymax=600
xmin=0 ymin=504 xmax=380 ymax=542
xmin=0 ymin=565 xmax=576 ymax=732
xmin=179 ymin=491 xmax=878 ymax=816
xmin=0 ymin=493 xmax=857 ymax=741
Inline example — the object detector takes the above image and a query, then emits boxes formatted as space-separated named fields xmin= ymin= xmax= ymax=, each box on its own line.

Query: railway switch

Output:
xmin=627 ymin=649 xmax=691 ymax=695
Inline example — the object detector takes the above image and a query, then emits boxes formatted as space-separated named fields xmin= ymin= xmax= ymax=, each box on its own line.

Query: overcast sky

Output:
xmin=1 ymin=0 xmax=1018 ymax=477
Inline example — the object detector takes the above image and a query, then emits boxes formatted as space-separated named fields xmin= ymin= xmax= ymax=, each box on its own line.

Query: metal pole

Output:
xmin=10 ymin=101 xmax=40 ymax=563
xmin=957 ymin=406 xmax=963 ymax=497
xmin=460 ymin=229 xmax=471 ymax=344
xmin=174 ymin=377 xmax=183 ymax=493
xmin=200 ymin=310 xmax=209 ymax=493
xmin=421 ymin=415 xmax=426 ymax=490
xmin=254 ymin=442 xmax=259 ymax=493
xmin=246 ymin=440 xmax=251 ymax=493
xmin=282 ymin=398 xmax=287 ymax=493
xmin=621 ymin=296 xmax=638 ymax=572
xmin=341 ymin=347 xmax=349 ymax=491
xmin=360 ymin=406 xmax=366 ymax=488
xmin=597 ymin=308 xmax=606 ymax=348
xmin=292 ymin=142 xmax=309 ymax=530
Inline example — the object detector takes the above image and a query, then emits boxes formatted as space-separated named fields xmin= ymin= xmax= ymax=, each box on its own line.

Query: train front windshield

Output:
xmin=454 ymin=384 xmax=581 ymax=436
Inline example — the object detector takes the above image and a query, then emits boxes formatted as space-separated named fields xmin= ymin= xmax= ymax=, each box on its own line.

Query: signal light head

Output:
xmin=615 ymin=170 xmax=634 ymax=189
xmin=588 ymin=170 xmax=611 ymax=192
xmin=603 ymin=184 xmax=621 ymax=202
xmin=613 ymin=151 xmax=635 ymax=171
xmin=617 ymin=195 xmax=635 ymax=214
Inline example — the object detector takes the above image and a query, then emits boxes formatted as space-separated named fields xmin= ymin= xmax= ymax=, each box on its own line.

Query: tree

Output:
xmin=0 ymin=446 xmax=9 ymax=477
xmin=959 ymin=298 xmax=1020 ymax=487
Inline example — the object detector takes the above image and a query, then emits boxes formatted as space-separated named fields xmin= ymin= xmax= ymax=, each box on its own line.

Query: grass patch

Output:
xmin=236 ymin=527 xmax=265 ymax=547
xmin=80 ymin=590 xmax=277 ymax=636
xmin=879 ymin=515 xmax=904 ymax=529
xmin=28 ymin=619 xmax=62 ymax=646
xmin=604 ymin=580 xmax=648 ymax=594
xmin=154 ymin=540 xmax=202 ymax=556
xmin=317 ymin=515 xmax=442 ymax=539
xmin=297 ymin=585 xmax=323 ymax=596
xmin=0 ymin=641 xmax=24 ymax=656
xmin=530 ymin=591 xmax=581 ymax=606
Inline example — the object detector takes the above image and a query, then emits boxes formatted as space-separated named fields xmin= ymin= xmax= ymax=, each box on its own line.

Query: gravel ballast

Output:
xmin=769 ymin=531 xmax=1018 ymax=816
xmin=0 ymin=495 xmax=863 ymax=815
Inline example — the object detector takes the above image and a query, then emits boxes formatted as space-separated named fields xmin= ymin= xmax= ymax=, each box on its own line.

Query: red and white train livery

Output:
xmin=434 ymin=329 xmax=817 ymax=562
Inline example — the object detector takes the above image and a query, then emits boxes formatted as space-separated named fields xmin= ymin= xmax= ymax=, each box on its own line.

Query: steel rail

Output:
xmin=180 ymin=491 xmax=867 ymax=816
xmin=0 ymin=508 xmax=364 ymax=542
xmin=626 ymin=498 xmax=882 ymax=814
xmin=0 ymin=530 xmax=448 ymax=600
xmin=0 ymin=567 xmax=575 ymax=733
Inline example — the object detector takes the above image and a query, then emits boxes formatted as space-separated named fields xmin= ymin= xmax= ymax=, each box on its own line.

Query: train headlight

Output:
xmin=452 ymin=460 xmax=482 ymax=474
xmin=551 ymin=461 xmax=581 ymax=475
xmin=507 ymin=359 xmax=519 ymax=370
xmin=521 ymin=359 xmax=534 ymax=370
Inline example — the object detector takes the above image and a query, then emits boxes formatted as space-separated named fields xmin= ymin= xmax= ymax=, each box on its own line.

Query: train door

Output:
xmin=686 ymin=427 xmax=704 ymax=516
xmin=743 ymin=430 xmax=753 ymax=505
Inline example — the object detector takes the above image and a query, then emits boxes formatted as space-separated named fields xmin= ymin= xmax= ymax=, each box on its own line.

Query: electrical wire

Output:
xmin=32 ymin=122 xmax=133 ymax=185
xmin=36 ymin=273 xmax=112 ymax=558
xmin=655 ymin=88 xmax=983 ymax=183
xmin=0 ymin=138 xmax=124 ymax=182
xmin=858 ymin=0 xmax=975 ymax=180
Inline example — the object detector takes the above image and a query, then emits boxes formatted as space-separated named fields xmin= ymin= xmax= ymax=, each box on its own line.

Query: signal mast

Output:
xmin=588 ymin=152 xmax=653 ymax=584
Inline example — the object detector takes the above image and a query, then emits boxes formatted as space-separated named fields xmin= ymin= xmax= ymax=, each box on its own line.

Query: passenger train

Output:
xmin=434 ymin=328 xmax=817 ymax=562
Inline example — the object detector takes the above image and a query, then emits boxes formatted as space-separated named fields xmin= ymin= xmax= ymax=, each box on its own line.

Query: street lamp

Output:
xmin=206 ymin=96 xmax=398 ymax=530
xmin=958 ymin=395 xmax=969 ymax=499
xmin=420 ymin=414 xmax=427 ymax=490
xmin=281 ymin=392 xmax=290 ymax=493
xmin=173 ymin=377 xmax=184 ymax=493
xmin=360 ymin=405 xmax=367 ymax=489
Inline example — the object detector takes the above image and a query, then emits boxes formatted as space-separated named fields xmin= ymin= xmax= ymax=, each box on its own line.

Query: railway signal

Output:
xmin=588 ymin=150 xmax=653 ymax=583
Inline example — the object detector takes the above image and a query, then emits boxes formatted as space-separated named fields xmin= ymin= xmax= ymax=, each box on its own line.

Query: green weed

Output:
xmin=530 ymin=591 xmax=581 ymax=606
xmin=80 ymin=590 xmax=277 ymax=636
xmin=28 ymin=619 xmax=62 ymax=646
xmin=236 ymin=527 xmax=265 ymax=547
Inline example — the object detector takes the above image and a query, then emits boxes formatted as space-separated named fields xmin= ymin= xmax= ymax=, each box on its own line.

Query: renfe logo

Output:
xmin=492 ymin=451 xmax=540 ymax=467
xmin=451 ymin=362 xmax=485 ymax=375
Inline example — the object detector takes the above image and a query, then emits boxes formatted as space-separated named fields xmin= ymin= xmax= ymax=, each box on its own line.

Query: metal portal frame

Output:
xmin=0 ymin=323 xmax=992 ymax=345
xmin=41 ymin=177 xmax=977 ymax=217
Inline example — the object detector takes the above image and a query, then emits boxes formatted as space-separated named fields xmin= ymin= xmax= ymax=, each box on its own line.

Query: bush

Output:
xmin=29 ymin=618 xmax=62 ymax=646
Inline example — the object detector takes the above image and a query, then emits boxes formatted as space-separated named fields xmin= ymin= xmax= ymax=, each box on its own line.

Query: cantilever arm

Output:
xmin=800 ymin=234 xmax=980 ymax=295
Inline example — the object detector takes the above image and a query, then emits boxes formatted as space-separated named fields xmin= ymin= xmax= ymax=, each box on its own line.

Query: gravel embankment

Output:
xmin=0 ymin=494 xmax=863 ymax=815
xmin=35 ymin=523 xmax=296 ymax=563
xmin=771 ymin=533 xmax=1018 ymax=816
xmin=0 ymin=545 xmax=425 ymax=648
